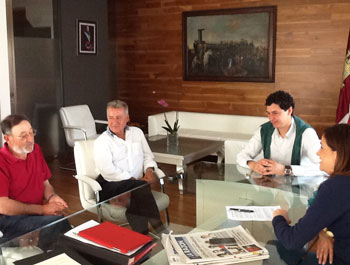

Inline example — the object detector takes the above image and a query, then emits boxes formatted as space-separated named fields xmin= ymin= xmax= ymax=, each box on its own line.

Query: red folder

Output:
xmin=77 ymin=221 xmax=152 ymax=253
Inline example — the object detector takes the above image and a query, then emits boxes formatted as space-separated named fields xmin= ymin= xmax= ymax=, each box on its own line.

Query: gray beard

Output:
xmin=13 ymin=144 xmax=34 ymax=155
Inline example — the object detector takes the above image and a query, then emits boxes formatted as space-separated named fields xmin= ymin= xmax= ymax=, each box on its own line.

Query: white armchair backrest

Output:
xmin=59 ymin=105 xmax=97 ymax=147
xmin=74 ymin=140 xmax=100 ymax=205
xmin=74 ymin=139 xmax=99 ymax=178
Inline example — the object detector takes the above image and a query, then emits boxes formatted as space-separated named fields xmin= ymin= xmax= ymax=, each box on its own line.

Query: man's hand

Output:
xmin=262 ymin=159 xmax=285 ymax=175
xmin=315 ymin=230 xmax=334 ymax=265
xmin=249 ymin=159 xmax=285 ymax=175
xmin=48 ymin=194 xmax=68 ymax=208
xmin=141 ymin=168 xmax=157 ymax=184
xmin=247 ymin=160 xmax=268 ymax=175
xmin=42 ymin=199 xmax=67 ymax=216
xmin=273 ymin=209 xmax=291 ymax=224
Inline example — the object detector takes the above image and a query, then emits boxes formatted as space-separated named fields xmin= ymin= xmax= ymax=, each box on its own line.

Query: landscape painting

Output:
xmin=182 ymin=6 xmax=276 ymax=82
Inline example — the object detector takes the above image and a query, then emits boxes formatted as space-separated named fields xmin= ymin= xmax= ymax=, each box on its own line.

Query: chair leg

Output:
xmin=95 ymin=192 xmax=103 ymax=223
xmin=165 ymin=208 xmax=170 ymax=226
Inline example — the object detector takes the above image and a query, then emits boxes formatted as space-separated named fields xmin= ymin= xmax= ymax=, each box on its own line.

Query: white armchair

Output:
xmin=73 ymin=139 xmax=170 ymax=224
xmin=59 ymin=104 xmax=107 ymax=147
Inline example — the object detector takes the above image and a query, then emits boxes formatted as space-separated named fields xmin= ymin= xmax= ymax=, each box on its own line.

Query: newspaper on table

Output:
xmin=162 ymin=225 xmax=269 ymax=265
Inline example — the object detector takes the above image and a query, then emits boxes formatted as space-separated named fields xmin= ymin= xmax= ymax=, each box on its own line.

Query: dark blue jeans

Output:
xmin=0 ymin=215 xmax=71 ymax=249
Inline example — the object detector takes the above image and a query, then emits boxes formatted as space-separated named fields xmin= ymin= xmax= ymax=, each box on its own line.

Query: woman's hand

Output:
xmin=315 ymin=230 xmax=334 ymax=265
xmin=273 ymin=209 xmax=291 ymax=224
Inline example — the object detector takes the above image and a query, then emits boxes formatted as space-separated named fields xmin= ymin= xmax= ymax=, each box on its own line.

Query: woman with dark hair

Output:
xmin=272 ymin=124 xmax=350 ymax=265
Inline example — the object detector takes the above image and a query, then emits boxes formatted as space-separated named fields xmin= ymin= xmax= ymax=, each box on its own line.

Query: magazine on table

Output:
xmin=162 ymin=225 xmax=269 ymax=264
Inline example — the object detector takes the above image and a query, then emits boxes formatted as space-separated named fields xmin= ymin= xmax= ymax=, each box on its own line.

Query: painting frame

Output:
xmin=182 ymin=6 xmax=276 ymax=82
xmin=77 ymin=20 xmax=97 ymax=55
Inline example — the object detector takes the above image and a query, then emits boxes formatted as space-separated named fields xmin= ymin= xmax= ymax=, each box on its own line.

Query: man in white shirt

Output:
xmin=236 ymin=90 xmax=323 ymax=177
xmin=94 ymin=100 xmax=164 ymax=234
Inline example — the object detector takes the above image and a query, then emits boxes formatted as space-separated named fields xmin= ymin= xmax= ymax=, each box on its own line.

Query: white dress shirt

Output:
xmin=236 ymin=118 xmax=325 ymax=177
xmin=94 ymin=126 xmax=157 ymax=182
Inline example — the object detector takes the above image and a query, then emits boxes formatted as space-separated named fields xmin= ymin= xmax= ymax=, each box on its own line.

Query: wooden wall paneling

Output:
xmin=109 ymin=0 xmax=350 ymax=136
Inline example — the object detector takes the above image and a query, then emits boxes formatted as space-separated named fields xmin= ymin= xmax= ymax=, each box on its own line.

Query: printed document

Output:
xmin=226 ymin=206 xmax=280 ymax=221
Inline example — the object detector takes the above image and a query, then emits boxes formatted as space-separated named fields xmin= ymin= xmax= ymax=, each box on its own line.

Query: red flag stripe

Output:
xmin=336 ymin=29 xmax=350 ymax=124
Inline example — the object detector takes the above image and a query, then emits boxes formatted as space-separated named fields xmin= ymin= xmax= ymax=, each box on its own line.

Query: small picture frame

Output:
xmin=77 ymin=20 xmax=97 ymax=55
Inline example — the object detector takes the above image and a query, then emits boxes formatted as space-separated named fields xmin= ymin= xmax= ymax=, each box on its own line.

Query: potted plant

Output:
xmin=157 ymin=99 xmax=180 ymax=146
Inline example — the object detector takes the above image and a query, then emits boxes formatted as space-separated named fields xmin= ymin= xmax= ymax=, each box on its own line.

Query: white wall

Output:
xmin=0 ymin=0 xmax=12 ymax=146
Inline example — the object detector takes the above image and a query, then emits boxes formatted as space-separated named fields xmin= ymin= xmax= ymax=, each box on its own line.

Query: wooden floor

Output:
xmin=47 ymin=158 xmax=197 ymax=228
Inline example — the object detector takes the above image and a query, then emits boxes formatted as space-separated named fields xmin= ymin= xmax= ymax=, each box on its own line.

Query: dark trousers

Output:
xmin=270 ymin=240 xmax=331 ymax=265
xmin=0 ymin=215 xmax=71 ymax=249
xmin=96 ymin=175 xmax=163 ymax=234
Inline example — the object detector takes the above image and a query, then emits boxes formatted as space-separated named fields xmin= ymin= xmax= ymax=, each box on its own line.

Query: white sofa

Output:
xmin=148 ymin=111 xmax=268 ymax=160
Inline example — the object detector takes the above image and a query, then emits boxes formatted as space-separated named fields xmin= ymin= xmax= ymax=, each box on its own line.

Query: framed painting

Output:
xmin=77 ymin=20 xmax=97 ymax=55
xmin=182 ymin=6 xmax=276 ymax=82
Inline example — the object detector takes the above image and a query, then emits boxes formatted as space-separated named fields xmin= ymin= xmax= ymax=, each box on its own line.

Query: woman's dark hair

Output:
xmin=265 ymin=90 xmax=295 ymax=111
xmin=1 ymin=114 xmax=30 ymax=135
xmin=323 ymin=124 xmax=350 ymax=177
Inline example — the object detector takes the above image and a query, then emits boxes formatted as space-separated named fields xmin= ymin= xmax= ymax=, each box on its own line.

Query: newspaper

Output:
xmin=162 ymin=226 xmax=269 ymax=265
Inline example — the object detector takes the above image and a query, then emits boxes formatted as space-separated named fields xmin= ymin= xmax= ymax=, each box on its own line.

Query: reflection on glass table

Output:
xmin=0 ymin=164 xmax=327 ymax=265
xmin=185 ymin=161 xmax=327 ymax=198
xmin=0 ymin=184 xmax=185 ymax=265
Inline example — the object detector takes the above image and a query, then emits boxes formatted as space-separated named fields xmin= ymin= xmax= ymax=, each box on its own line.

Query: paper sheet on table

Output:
xmin=34 ymin=253 xmax=81 ymax=265
xmin=226 ymin=206 xmax=281 ymax=221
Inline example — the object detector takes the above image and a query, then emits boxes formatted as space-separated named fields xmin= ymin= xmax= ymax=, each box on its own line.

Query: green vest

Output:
xmin=260 ymin=116 xmax=311 ymax=165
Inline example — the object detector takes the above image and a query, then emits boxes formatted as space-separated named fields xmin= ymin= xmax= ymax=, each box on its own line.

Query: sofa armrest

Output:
xmin=224 ymin=140 xmax=248 ymax=164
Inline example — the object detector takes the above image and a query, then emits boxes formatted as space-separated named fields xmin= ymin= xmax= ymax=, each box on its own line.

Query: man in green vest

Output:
xmin=236 ymin=90 xmax=324 ymax=177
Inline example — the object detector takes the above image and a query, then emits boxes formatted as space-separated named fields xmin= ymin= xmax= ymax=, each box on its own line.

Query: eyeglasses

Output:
xmin=12 ymin=129 xmax=37 ymax=140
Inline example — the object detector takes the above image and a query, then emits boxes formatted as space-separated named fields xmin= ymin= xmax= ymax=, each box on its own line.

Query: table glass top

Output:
xmin=0 ymin=164 xmax=327 ymax=265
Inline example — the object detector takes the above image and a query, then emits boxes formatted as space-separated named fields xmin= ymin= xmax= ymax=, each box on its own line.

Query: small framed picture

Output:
xmin=77 ymin=20 xmax=97 ymax=55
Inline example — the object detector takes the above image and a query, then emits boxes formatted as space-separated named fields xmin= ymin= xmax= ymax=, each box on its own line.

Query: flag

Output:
xmin=336 ymin=30 xmax=350 ymax=124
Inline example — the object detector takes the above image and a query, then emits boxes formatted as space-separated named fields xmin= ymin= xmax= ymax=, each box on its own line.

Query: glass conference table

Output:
xmin=0 ymin=164 xmax=327 ymax=265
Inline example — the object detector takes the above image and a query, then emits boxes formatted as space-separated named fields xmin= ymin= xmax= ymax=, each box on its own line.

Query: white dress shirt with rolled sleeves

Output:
xmin=94 ymin=126 xmax=158 ymax=182
xmin=236 ymin=118 xmax=325 ymax=177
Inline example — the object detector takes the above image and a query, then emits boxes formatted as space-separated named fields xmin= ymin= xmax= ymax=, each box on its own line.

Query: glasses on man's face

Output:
xmin=12 ymin=129 xmax=37 ymax=141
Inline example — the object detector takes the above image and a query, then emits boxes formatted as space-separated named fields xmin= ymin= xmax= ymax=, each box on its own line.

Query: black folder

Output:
xmin=14 ymin=247 xmax=93 ymax=265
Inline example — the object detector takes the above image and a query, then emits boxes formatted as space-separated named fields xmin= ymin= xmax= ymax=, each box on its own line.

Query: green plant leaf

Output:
xmin=173 ymin=119 xmax=179 ymax=131
xmin=162 ymin=126 xmax=172 ymax=133
xmin=164 ymin=119 xmax=173 ymax=131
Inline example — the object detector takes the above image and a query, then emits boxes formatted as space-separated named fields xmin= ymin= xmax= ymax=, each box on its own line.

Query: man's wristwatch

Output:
xmin=284 ymin=165 xmax=293 ymax=176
